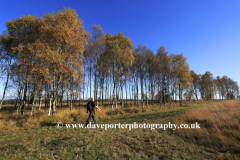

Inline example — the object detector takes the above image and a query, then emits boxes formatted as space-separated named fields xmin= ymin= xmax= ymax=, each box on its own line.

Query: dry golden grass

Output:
xmin=1 ymin=100 xmax=240 ymax=159
xmin=0 ymin=100 xmax=205 ymax=130
xmin=0 ymin=99 xmax=222 ymax=131
xmin=0 ymin=100 xmax=187 ymax=137
xmin=175 ymin=100 xmax=240 ymax=154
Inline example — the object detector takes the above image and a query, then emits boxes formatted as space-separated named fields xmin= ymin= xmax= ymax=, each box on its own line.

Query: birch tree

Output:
xmin=156 ymin=46 xmax=171 ymax=107
xmin=84 ymin=24 xmax=105 ymax=104
xmin=200 ymin=71 xmax=214 ymax=101
xmin=38 ymin=8 xmax=89 ymax=115
xmin=103 ymin=32 xmax=134 ymax=109
xmin=0 ymin=34 xmax=15 ymax=109
xmin=171 ymin=54 xmax=192 ymax=106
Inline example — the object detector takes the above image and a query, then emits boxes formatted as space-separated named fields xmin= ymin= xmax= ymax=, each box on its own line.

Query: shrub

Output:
xmin=2 ymin=101 xmax=6 ymax=105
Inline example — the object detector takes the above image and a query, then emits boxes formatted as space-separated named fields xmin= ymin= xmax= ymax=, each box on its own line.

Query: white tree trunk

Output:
xmin=70 ymin=92 xmax=73 ymax=110
xmin=52 ymin=98 xmax=56 ymax=115
xmin=48 ymin=98 xmax=52 ymax=116
xmin=0 ymin=59 xmax=11 ymax=109
xmin=39 ymin=95 xmax=42 ymax=110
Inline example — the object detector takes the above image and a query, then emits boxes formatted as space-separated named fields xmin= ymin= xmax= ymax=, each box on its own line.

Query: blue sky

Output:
xmin=0 ymin=0 xmax=240 ymax=99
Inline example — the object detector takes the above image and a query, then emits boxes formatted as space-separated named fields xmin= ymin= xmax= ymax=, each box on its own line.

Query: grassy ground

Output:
xmin=0 ymin=100 xmax=239 ymax=159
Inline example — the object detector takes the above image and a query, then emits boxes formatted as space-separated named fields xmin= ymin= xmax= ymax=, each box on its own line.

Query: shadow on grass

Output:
xmin=40 ymin=121 xmax=58 ymax=127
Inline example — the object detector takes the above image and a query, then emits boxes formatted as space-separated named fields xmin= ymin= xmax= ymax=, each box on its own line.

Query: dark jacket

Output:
xmin=87 ymin=101 xmax=96 ymax=113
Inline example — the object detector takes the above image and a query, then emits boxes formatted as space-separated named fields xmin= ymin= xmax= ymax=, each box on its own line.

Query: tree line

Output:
xmin=0 ymin=8 xmax=239 ymax=115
